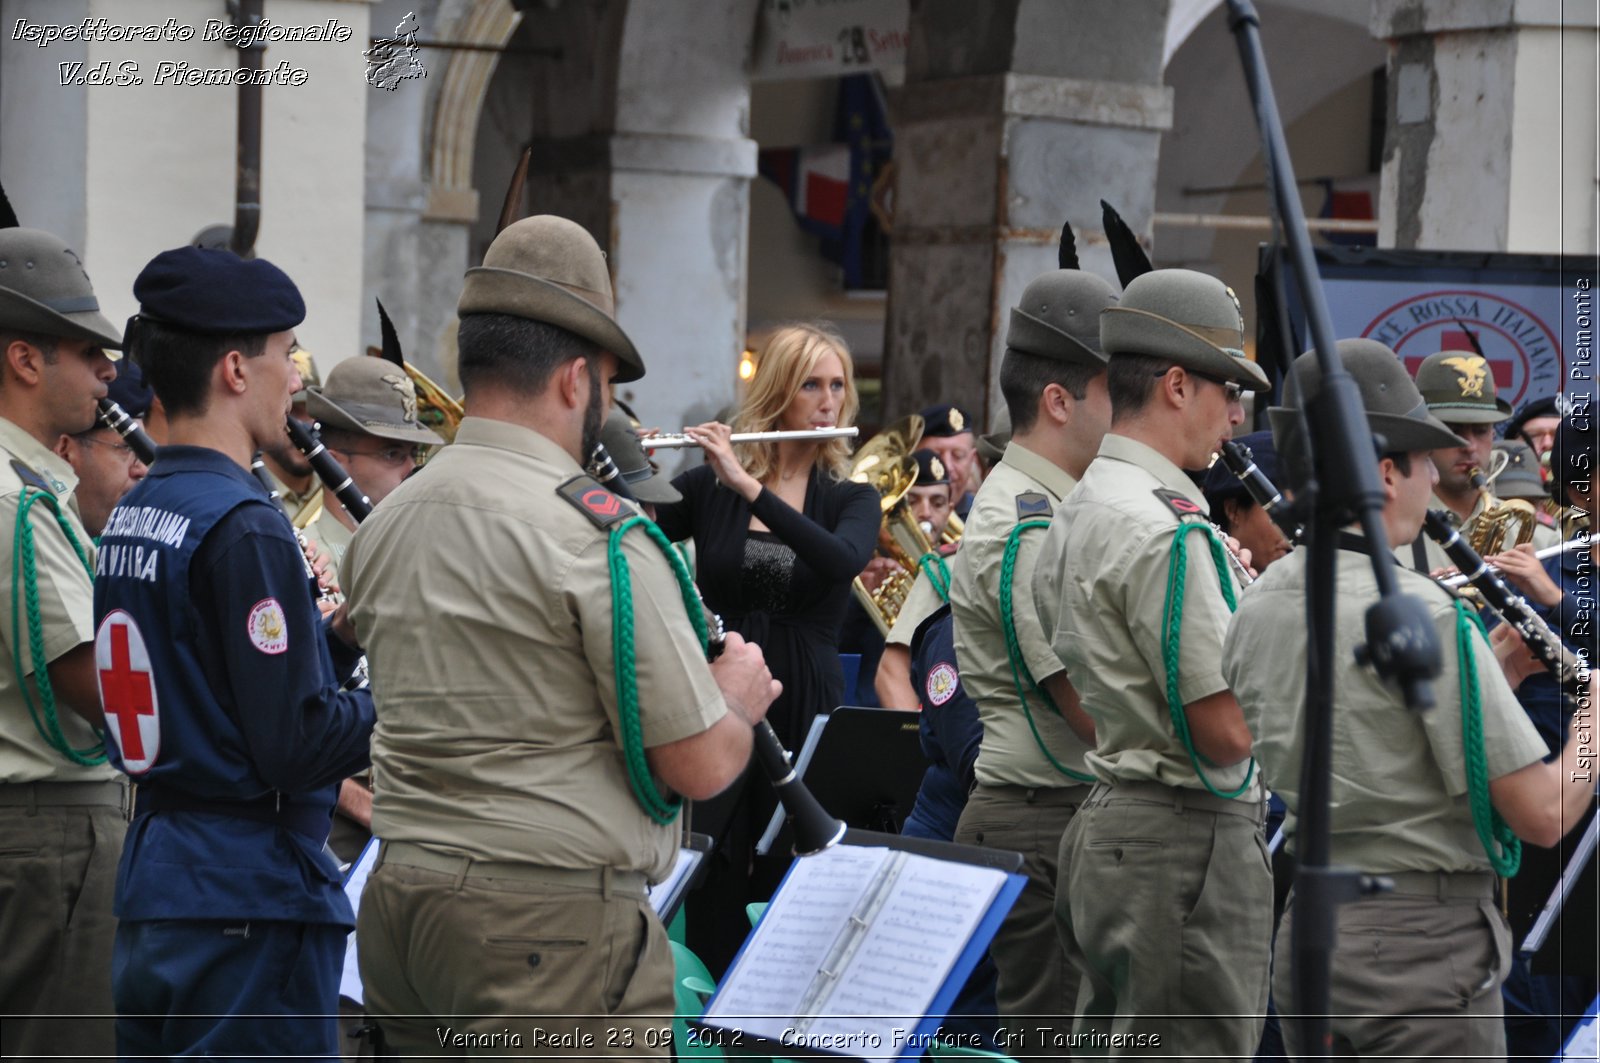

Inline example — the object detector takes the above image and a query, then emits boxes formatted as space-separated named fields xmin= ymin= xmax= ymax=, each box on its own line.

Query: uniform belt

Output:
xmin=134 ymin=787 xmax=330 ymax=841
xmin=973 ymin=782 xmax=1091 ymax=803
xmin=1375 ymin=870 xmax=1496 ymax=901
xmin=0 ymin=779 xmax=129 ymax=813
xmin=377 ymin=840 xmax=649 ymax=899
xmin=1083 ymin=779 xmax=1265 ymax=823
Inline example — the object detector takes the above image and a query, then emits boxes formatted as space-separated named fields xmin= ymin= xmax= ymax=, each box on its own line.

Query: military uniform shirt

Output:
xmin=301 ymin=500 xmax=354 ymax=570
xmin=1224 ymin=542 xmax=1547 ymax=872
xmin=0 ymin=416 xmax=114 ymax=785
xmin=342 ymin=417 xmax=727 ymax=882
xmin=885 ymin=566 xmax=946 ymax=650
xmin=264 ymin=465 xmax=321 ymax=528
xmin=949 ymin=441 xmax=1091 ymax=787
xmin=1034 ymin=433 xmax=1257 ymax=799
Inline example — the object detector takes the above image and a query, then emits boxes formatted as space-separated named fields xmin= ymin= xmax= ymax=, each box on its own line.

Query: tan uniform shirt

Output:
xmin=1410 ymin=489 xmax=1560 ymax=572
xmin=1033 ymin=433 xmax=1258 ymax=800
xmin=1224 ymin=543 xmax=1547 ymax=872
xmin=342 ymin=417 xmax=726 ymax=881
xmin=0 ymin=417 xmax=112 ymax=784
xmin=301 ymin=501 xmax=354 ymax=570
xmin=264 ymin=466 xmax=321 ymax=528
xmin=949 ymin=442 xmax=1091 ymax=787
xmin=884 ymin=567 xmax=945 ymax=650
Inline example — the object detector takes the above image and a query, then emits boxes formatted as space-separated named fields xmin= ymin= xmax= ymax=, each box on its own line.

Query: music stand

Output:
xmin=756 ymin=707 xmax=928 ymax=856
xmin=1514 ymin=795 xmax=1599 ymax=977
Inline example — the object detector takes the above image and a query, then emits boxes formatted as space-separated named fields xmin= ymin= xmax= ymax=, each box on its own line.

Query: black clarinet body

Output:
xmin=1219 ymin=439 xmax=1301 ymax=542
xmin=1422 ymin=509 xmax=1588 ymax=699
xmin=96 ymin=397 xmax=158 ymax=466
xmin=286 ymin=415 xmax=372 ymax=524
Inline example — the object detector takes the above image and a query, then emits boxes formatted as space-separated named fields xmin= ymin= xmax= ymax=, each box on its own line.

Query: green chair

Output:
xmin=745 ymin=901 xmax=768 ymax=927
xmin=670 ymin=940 xmax=721 ymax=1059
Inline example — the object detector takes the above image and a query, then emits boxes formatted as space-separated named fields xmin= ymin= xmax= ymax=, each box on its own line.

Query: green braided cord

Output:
xmin=917 ymin=551 xmax=951 ymax=603
xmin=1160 ymin=522 xmax=1253 ymax=799
xmin=1453 ymin=601 xmax=1521 ymax=876
xmin=11 ymin=486 xmax=104 ymax=765
xmin=607 ymin=515 xmax=710 ymax=824
xmin=1000 ymin=520 xmax=1094 ymax=783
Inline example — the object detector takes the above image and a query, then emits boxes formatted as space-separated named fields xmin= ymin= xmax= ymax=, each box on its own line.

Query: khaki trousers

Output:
xmin=954 ymin=783 xmax=1087 ymax=1053
xmin=357 ymin=844 xmax=675 ymax=1059
xmin=1057 ymin=782 xmax=1272 ymax=1060
xmin=0 ymin=783 xmax=126 ymax=1060
xmin=1274 ymin=874 xmax=1510 ymax=1062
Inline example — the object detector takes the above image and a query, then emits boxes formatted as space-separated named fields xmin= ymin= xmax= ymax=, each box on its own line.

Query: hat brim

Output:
xmin=1102 ymin=307 xmax=1269 ymax=392
xmin=1424 ymin=398 xmax=1512 ymax=424
xmin=459 ymin=267 xmax=643 ymax=383
xmin=630 ymin=475 xmax=681 ymax=505
xmin=0 ymin=288 xmax=123 ymax=354
xmin=1006 ymin=306 xmax=1106 ymax=366
xmin=306 ymin=390 xmax=445 ymax=446
xmin=1268 ymin=403 xmax=1466 ymax=458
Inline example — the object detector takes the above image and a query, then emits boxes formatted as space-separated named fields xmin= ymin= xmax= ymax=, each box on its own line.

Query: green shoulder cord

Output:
xmin=1160 ymin=521 xmax=1253 ymax=799
xmin=1452 ymin=601 xmax=1521 ymax=876
xmin=11 ymin=485 xmax=105 ymax=765
xmin=917 ymin=551 xmax=952 ymax=603
xmin=1000 ymin=520 xmax=1094 ymax=783
xmin=606 ymin=515 xmax=711 ymax=825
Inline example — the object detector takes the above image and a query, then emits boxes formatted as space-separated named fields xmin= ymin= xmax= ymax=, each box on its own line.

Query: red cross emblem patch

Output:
xmin=94 ymin=611 xmax=160 ymax=774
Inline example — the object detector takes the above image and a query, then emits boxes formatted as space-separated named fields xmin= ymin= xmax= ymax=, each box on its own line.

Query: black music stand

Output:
xmin=755 ymin=707 xmax=928 ymax=857
xmin=1512 ymin=796 xmax=1599 ymax=977
xmin=648 ymin=831 xmax=714 ymax=927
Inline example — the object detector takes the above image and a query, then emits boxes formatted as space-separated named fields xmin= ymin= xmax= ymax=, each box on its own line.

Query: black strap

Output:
xmin=135 ymin=787 xmax=330 ymax=840
xmin=1410 ymin=531 xmax=1430 ymax=572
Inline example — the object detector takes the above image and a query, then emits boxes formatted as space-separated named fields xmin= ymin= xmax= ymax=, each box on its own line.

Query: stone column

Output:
xmin=1373 ymin=0 xmax=1599 ymax=254
xmin=882 ymin=0 xmax=1172 ymax=428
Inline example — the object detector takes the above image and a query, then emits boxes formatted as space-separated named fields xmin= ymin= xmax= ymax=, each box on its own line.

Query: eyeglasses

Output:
xmin=338 ymin=445 xmax=421 ymax=466
xmin=1154 ymin=367 xmax=1244 ymax=404
xmin=77 ymin=435 xmax=142 ymax=462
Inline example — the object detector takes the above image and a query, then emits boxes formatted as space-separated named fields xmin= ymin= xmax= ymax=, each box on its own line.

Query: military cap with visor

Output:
xmin=1488 ymin=440 xmax=1547 ymax=503
xmin=1101 ymin=268 xmax=1269 ymax=392
xmin=976 ymin=408 xmax=1012 ymax=465
xmin=1005 ymin=268 xmax=1119 ymax=366
xmin=1413 ymin=350 xmax=1512 ymax=424
xmin=911 ymin=448 xmax=950 ymax=488
xmin=599 ymin=409 xmax=679 ymax=505
xmin=0 ymin=227 xmax=123 ymax=353
xmin=306 ymin=356 xmax=444 ymax=448
xmin=1267 ymin=339 xmax=1466 ymax=459
xmin=458 ymin=215 xmax=643 ymax=383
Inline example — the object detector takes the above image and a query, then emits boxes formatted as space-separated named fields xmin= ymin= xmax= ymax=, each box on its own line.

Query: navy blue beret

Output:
xmin=912 ymin=448 xmax=950 ymax=487
xmin=1203 ymin=430 xmax=1280 ymax=504
xmin=133 ymin=246 xmax=304 ymax=334
xmin=104 ymin=358 xmax=153 ymax=420
xmin=920 ymin=403 xmax=973 ymax=438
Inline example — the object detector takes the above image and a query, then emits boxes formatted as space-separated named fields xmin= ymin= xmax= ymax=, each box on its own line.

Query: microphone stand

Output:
xmin=1224 ymin=3 xmax=1443 ymax=1054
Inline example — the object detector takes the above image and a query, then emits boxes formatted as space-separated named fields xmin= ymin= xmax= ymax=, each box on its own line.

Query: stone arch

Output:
xmin=425 ymin=0 xmax=524 ymax=223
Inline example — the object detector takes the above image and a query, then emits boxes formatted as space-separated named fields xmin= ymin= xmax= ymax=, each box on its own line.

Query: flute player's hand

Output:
xmin=682 ymin=422 xmax=762 ymax=503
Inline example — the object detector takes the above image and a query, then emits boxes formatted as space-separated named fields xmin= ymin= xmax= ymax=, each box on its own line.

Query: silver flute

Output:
xmin=1439 ymin=536 xmax=1590 ymax=588
xmin=642 ymin=427 xmax=859 ymax=449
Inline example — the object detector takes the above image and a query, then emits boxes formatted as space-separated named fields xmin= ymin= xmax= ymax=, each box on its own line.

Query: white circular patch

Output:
xmin=925 ymin=661 xmax=959 ymax=707
xmin=247 ymin=598 xmax=289 ymax=655
xmin=94 ymin=610 xmax=161 ymax=774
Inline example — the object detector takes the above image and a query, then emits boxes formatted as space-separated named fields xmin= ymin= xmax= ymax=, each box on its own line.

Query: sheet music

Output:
xmin=337 ymin=837 xmax=381 ymax=1005
xmin=702 ymin=845 xmax=1008 ymax=1061
xmin=805 ymin=855 xmax=1005 ymax=1058
xmin=646 ymin=845 xmax=701 ymax=918
xmin=703 ymin=845 xmax=891 ymax=1038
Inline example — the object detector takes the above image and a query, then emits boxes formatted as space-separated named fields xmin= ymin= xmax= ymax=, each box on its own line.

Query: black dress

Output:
xmin=652 ymin=462 xmax=879 ymax=974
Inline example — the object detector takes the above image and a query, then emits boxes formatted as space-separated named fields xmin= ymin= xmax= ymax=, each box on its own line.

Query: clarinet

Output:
xmin=1422 ymin=509 xmax=1588 ymax=699
xmin=96 ymin=397 xmax=158 ymax=466
xmin=588 ymin=442 xmax=846 ymax=854
xmin=285 ymin=416 xmax=372 ymax=524
xmin=1219 ymin=439 xmax=1302 ymax=542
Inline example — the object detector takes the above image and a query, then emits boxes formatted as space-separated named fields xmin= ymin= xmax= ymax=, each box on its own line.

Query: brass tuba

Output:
xmin=850 ymin=415 xmax=941 ymax=636
xmin=1463 ymin=454 xmax=1538 ymax=556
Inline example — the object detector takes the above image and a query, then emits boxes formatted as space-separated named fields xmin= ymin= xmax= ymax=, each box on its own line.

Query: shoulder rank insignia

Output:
xmin=1152 ymin=488 xmax=1205 ymax=519
xmin=1015 ymin=491 xmax=1052 ymax=521
xmin=556 ymin=474 xmax=629 ymax=529
xmin=10 ymin=458 xmax=54 ymax=494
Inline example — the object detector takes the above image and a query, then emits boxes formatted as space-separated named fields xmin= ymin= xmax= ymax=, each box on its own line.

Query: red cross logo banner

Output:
xmin=95 ymin=610 xmax=160 ymax=774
